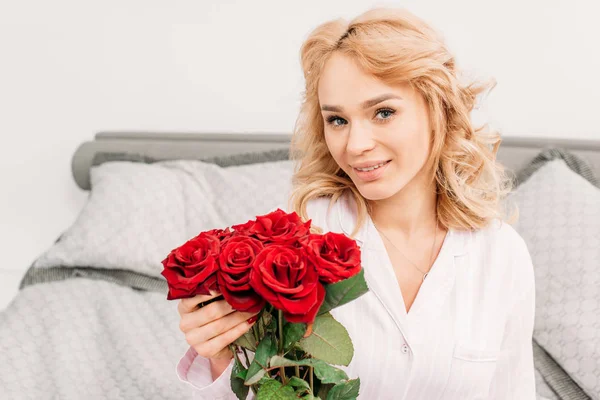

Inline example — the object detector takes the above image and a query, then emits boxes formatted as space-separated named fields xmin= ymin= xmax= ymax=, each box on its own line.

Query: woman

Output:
xmin=175 ymin=7 xmax=536 ymax=399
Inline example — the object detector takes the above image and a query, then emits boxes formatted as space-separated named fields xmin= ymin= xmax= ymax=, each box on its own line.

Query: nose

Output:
xmin=345 ymin=122 xmax=375 ymax=157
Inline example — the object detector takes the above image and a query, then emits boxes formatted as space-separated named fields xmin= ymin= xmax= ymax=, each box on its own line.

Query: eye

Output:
xmin=325 ymin=115 xmax=347 ymax=128
xmin=375 ymin=108 xmax=396 ymax=121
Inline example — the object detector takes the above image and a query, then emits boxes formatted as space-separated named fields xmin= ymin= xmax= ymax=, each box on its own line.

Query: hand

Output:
xmin=178 ymin=291 xmax=259 ymax=362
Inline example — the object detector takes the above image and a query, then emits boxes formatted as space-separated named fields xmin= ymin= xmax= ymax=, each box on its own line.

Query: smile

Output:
xmin=354 ymin=160 xmax=391 ymax=172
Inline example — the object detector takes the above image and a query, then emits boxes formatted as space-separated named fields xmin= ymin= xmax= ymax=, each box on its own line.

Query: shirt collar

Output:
xmin=336 ymin=191 xmax=471 ymax=257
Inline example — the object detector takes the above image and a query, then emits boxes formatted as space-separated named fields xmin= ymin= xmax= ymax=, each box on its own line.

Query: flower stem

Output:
xmin=280 ymin=366 xmax=287 ymax=385
xmin=231 ymin=344 xmax=257 ymax=394
xmin=256 ymin=307 xmax=265 ymax=339
xmin=258 ymin=317 xmax=264 ymax=338
xmin=251 ymin=323 xmax=259 ymax=346
xmin=309 ymin=366 xmax=314 ymax=393
xmin=278 ymin=309 xmax=287 ymax=385
xmin=292 ymin=349 xmax=300 ymax=377
xmin=230 ymin=344 xmax=240 ymax=365
xmin=242 ymin=347 xmax=251 ymax=369
xmin=278 ymin=309 xmax=284 ymax=353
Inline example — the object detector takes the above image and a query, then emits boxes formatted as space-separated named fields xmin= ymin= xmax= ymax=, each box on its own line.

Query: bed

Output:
xmin=1 ymin=131 xmax=598 ymax=400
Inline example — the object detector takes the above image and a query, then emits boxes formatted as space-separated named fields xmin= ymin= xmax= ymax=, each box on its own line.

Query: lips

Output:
xmin=352 ymin=159 xmax=391 ymax=182
xmin=353 ymin=160 xmax=391 ymax=171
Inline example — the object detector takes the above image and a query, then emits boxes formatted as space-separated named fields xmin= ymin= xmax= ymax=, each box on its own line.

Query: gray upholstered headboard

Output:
xmin=72 ymin=131 xmax=600 ymax=190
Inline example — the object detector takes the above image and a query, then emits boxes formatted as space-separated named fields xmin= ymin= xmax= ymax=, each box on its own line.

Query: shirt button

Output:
xmin=401 ymin=344 xmax=409 ymax=354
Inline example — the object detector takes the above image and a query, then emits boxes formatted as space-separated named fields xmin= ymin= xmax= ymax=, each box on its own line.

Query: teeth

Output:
xmin=356 ymin=161 xmax=388 ymax=172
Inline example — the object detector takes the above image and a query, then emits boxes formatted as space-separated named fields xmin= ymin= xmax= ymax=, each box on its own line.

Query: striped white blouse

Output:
xmin=175 ymin=193 xmax=537 ymax=400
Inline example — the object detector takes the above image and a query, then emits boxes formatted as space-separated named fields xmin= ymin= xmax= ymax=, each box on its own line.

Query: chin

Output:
xmin=355 ymin=182 xmax=401 ymax=202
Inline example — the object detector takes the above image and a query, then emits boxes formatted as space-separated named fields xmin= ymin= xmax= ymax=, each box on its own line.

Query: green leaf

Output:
xmin=297 ymin=313 xmax=354 ymax=366
xmin=326 ymin=378 xmax=360 ymax=400
xmin=269 ymin=356 xmax=348 ymax=385
xmin=235 ymin=366 xmax=248 ymax=380
xmin=235 ymin=311 xmax=274 ymax=352
xmin=256 ymin=377 xmax=297 ymax=400
xmin=245 ymin=334 xmax=277 ymax=385
xmin=283 ymin=322 xmax=307 ymax=352
xmin=286 ymin=376 xmax=311 ymax=394
xmin=317 ymin=383 xmax=334 ymax=400
xmin=265 ymin=312 xmax=277 ymax=333
xmin=257 ymin=376 xmax=273 ymax=385
xmin=261 ymin=311 xmax=273 ymax=330
xmin=234 ymin=330 xmax=257 ymax=352
xmin=318 ymin=269 xmax=369 ymax=315
xmin=230 ymin=356 xmax=250 ymax=400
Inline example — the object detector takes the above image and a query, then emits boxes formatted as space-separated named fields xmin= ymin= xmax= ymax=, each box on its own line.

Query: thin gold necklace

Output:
xmin=373 ymin=219 xmax=439 ymax=282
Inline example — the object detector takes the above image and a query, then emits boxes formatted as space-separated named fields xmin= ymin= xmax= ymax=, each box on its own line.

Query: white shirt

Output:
xmin=175 ymin=193 xmax=537 ymax=400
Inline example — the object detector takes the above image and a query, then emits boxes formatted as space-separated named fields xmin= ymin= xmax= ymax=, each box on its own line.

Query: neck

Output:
xmin=369 ymin=175 xmax=438 ymax=242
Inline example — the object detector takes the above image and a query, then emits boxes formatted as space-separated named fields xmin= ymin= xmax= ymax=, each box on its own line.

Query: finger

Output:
xmin=185 ymin=310 xmax=258 ymax=347
xmin=179 ymin=299 xmax=235 ymax=333
xmin=193 ymin=315 xmax=258 ymax=359
xmin=178 ymin=291 xmax=221 ymax=316
xmin=184 ymin=309 xmax=257 ymax=342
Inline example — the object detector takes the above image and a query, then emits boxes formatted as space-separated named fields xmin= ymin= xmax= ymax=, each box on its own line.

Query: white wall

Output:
xmin=1 ymin=0 xmax=599 ymax=275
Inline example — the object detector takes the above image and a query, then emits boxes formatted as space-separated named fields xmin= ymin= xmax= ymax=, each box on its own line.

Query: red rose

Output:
xmin=160 ymin=232 xmax=221 ymax=300
xmin=217 ymin=235 xmax=266 ymax=313
xmin=204 ymin=227 xmax=234 ymax=241
xmin=301 ymin=232 xmax=362 ymax=284
xmin=250 ymin=245 xmax=325 ymax=324
xmin=232 ymin=209 xmax=311 ymax=245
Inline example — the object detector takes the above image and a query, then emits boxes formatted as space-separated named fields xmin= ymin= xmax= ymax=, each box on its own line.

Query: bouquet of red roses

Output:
xmin=161 ymin=208 xmax=369 ymax=400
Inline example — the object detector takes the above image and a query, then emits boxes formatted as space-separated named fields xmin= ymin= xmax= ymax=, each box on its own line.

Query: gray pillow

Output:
xmin=509 ymin=149 xmax=599 ymax=400
xmin=91 ymin=148 xmax=290 ymax=170
xmin=20 ymin=149 xmax=292 ymax=292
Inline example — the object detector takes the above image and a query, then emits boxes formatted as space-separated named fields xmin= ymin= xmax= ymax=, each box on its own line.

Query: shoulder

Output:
xmin=471 ymin=218 xmax=535 ymax=294
xmin=305 ymin=196 xmax=334 ymax=217
xmin=305 ymin=195 xmax=345 ymax=234
xmin=305 ymin=196 xmax=336 ymax=232
xmin=474 ymin=218 xmax=530 ymax=255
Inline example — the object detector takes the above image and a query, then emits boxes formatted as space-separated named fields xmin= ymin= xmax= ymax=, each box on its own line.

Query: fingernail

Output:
xmin=247 ymin=315 xmax=259 ymax=324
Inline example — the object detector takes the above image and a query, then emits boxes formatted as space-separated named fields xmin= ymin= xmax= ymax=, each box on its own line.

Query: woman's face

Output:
xmin=318 ymin=52 xmax=433 ymax=201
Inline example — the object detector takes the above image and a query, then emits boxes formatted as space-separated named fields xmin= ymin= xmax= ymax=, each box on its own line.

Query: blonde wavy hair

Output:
xmin=287 ymin=7 xmax=517 ymax=238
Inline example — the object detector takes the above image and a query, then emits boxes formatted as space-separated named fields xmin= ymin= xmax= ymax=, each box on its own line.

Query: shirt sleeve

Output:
xmin=176 ymin=346 xmax=255 ymax=400
xmin=487 ymin=236 xmax=537 ymax=399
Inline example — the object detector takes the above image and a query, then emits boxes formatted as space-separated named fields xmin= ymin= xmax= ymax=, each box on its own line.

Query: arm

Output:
xmin=487 ymin=237 xmax=537 ymax=399
xmin=176 ymin=346 xmax=255 ymax=400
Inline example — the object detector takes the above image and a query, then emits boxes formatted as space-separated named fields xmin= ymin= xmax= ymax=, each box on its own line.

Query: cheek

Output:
xmin=325 ymin=135 xmax=346 ymax=167
xmin=389 ymin=131 xmax=428 ymax=172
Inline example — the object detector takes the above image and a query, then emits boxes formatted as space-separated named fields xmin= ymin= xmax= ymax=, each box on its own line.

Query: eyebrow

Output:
xmin=320 ymin=94 xmax=402 ymax=112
